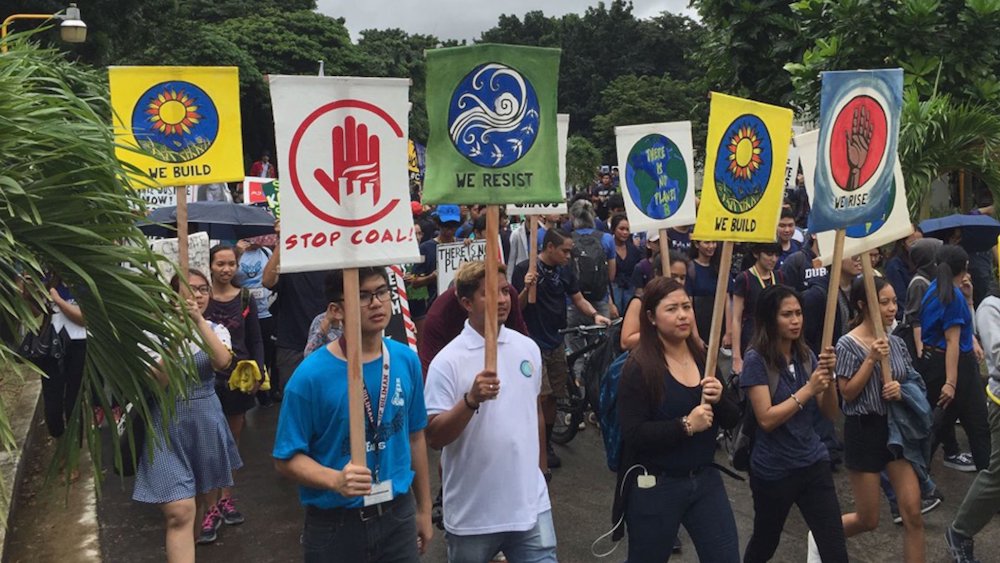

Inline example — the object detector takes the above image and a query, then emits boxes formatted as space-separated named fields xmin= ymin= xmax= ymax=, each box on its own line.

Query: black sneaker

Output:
xmin=945 ymin=527 xmax=980 ymax=563
xmin=546 ymin=443 xmax=562 ymax=469
xmin=921 ymin=494 xmax=943 ymax=515
xmin=217 ymin=497 xmax=245 ymax=525
xmin=944 ymin=453 xmax=976 ymax=472
xmin=197 ymin=505 xmax=222 ymax=544
xmin=672 ymin=536 xmax=682 ymax=553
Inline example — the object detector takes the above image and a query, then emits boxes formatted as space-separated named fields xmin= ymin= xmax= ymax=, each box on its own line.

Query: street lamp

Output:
xmin=1 ymin=3 xmax=87 ymax=54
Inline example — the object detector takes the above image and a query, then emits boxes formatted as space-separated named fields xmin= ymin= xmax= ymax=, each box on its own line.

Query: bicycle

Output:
xmin=551 ymin=318 xmax=622 ymax=445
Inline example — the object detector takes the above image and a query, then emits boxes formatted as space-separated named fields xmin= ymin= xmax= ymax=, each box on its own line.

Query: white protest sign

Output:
xmin=436 ymin=240 xmax=487 ymax=295
xmin=784 ymin=143 xmax=800 ymax=191
xmin=798 ymin=130 xmax=912 ymax=265
xmin=139 ymin=186 xmax=195 ymax=209
xmin=149 ymin=232 xmax=210 ymax=282
xmin=270 ymin=76 xmax=420 ymax=272
xmin=614 ymin=121 xmax=697 ymax=232
xmin=507 ymin=114 xmax=570 ymax=216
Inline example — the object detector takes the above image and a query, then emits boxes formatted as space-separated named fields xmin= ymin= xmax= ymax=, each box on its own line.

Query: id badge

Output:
xmin=363 ymin=479 xmax=394 ymax=507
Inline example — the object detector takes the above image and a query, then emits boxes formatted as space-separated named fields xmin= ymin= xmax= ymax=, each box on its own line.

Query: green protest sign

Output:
xmin=422 ymin=44 xmax=562 ymax=205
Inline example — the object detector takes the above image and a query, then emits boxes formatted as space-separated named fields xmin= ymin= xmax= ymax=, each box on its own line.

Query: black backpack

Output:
xmin=571 ymin=231 xmax=609 ymax=301
xmin=723 ymin=364 xmax=780 ymax=472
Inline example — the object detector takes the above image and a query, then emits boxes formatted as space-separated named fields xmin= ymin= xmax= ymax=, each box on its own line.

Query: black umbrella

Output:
xmin=919 ymin=213 xmax=1000 ymax=253
xmin=138 ymin=201 xmax=276 ymax=240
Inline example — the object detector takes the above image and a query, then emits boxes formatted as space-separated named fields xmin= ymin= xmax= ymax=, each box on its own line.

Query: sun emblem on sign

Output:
xmin=146 ymin=89 xmax=202 ymax=136
xmin=726 ymin=125 xmax=762 ymax=180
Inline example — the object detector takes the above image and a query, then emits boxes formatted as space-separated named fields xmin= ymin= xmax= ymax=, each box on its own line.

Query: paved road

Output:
xmin=96 ymin=397 xmax=1000 ymax=562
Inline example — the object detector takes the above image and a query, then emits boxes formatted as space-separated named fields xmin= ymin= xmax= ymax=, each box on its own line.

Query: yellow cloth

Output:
xmin=228 ymin=360 xmax=270 ymax=393
xmin=692 ymin=92 xmax=793 ymax=243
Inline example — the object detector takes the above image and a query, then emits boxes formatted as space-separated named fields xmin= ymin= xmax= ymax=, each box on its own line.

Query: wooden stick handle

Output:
xmin=485 ymin=206 xmax=499 ymax=373
xmin=176 ymin=186 xmax=189 ymax=279
xmin=703 ymin=241 xmax=734 ymax=390
xmin=343 ymin=268 xmax=367 ymax=467
xmin=528 ymin=215 xmax=538 ymax=304
xmin=658 ymin=229 xmax=670 ymax=276
xmin=861 ymin=252 xmax=893 ymax=379
xmin=820 ymin=230 xmax=847 ymax=351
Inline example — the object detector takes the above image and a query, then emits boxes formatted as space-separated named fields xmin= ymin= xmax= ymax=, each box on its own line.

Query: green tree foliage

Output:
xmin=566 ymin=135 xmax=603 ymax=189
xmin=691 ymin=0 xmax=807 ymax=107
xmin=591 ymin=74 xmax=706 ymax=163
xmin=0 ymin=39 xmax=201 ymax=481
xmin=478 ymin=2 xmax=706 ymax=152
xmin=788 ymin=0 xmax=1000 ymax=115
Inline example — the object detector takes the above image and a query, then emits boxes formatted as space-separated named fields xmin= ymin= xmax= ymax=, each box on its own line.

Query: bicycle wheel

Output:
xmin=551 ymin=383 xmax=585 ymax=445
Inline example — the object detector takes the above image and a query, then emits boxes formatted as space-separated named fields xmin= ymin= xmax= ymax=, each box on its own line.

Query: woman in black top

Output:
xmin=611 ymin=214 xmax=642 ymax=313
xmin=616 ymin=277 xmax=740 ymax=562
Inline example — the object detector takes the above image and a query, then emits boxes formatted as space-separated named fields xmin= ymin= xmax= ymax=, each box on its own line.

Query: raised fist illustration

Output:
xmin=845 ymin=105 xmax=873 ymax=191
xmin=314 ymin=116 xmax=381 ymax=206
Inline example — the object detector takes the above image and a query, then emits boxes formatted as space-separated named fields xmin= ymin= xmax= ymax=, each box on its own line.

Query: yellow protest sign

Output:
xmin=693 ymin=93 xmax=793 ymax=242
xmin=109 ymin=66 xmax=244 ymax=187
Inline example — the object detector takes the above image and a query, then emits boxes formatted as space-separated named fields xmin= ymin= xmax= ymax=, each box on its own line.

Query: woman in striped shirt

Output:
xmin=835 ymin=276 xmax=925 ymax=562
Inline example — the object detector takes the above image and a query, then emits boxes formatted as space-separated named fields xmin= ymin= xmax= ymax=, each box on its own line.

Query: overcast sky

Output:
xmin=316 ymin=0 xmax=697 ymax=42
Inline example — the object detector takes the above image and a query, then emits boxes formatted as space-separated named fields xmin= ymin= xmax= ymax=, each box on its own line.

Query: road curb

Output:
xmin=0 ymin=377 xmax=42 ymax=562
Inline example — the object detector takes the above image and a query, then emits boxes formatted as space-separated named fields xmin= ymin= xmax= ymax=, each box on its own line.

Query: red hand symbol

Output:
xmin=314 ymin=116 xmax=381 ymax=206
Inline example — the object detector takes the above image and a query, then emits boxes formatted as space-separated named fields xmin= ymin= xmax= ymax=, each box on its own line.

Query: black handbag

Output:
xmin=18 ymin=314 xmax=68 ymax=362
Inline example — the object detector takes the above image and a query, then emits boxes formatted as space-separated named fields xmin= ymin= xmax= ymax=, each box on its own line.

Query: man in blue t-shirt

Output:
xmin=273 ymin=268 xmax=433 ymax=562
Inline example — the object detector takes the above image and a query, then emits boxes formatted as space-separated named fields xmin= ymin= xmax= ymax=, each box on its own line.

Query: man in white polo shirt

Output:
xmin=424 ymin=261 xmax=555 ymax=562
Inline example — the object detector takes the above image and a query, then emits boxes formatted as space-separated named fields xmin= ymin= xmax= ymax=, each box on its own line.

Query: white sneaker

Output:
xmin=807 ymin=531 xmax=821 ymax=563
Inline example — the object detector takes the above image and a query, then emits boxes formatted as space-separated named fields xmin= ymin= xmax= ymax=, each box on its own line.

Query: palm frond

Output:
xmin=0 ymin=38 xmax=202 ymax=486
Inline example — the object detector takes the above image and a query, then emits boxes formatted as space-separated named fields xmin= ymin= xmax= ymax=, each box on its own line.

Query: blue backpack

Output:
xmin=599 ymin=351 xmax=630 ymax=472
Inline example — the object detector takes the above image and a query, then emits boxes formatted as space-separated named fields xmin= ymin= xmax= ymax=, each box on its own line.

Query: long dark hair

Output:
xmin=749 ymin=285 xmax=811 ymax=372
xmin=934 ymin=244 xmax=969 ymax=306
xmin=848 ymin=275 xmax=889 ymax=330
xmin=625 ymin=277 xmax=706 ymax=405
xmin=689 ymin=239 xmax=721 ymax=276
xmin=610 ymin=213 xmax=629 ymax=239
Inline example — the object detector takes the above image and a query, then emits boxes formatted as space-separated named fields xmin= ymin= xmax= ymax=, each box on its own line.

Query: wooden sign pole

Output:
xmin=861 ymin=252 xmax=894 ymax=379
xmin=528 ymin=215 xmax=538 ymax=304
xmin=658 ymin=228 xmax=670 ymax=276
xmin=484 ymin=206 xmax=500 ymax=372
xmin=820 ymin=230 xmax=847 ymax=350
xmin=702 ymin=241 xmax=734 ymax=392
xmin=342 ymin=268 xmax=367 ymax=467
xmin=175 ymin=186 xmax=189 ymax=279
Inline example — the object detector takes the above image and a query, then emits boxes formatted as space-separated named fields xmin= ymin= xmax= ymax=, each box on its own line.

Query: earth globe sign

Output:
xmin=713 ymin=114 xmax=773 ymax=215
xmin=624 ymin=134 xmax=687 ymax=220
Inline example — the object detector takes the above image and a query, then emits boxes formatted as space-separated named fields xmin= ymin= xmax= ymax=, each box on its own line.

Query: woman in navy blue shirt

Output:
xmin=610 ymin=214 xmax=642 ymax=313
xmin=616 ymin=277 xmax=740 ymax=562
xmin=919 ymin=244 xmax=990 ymax=469
xmin=688 ymin=240 xmax=720 ymax=345
xmin=741 ymin=285 xmax=846 ymax=563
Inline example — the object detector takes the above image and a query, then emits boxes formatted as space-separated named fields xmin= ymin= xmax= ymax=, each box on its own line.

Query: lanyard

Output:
xmin=338 ymin=338 xmax=391 ymax=480
xmin=749 ymin=266 xmax=773 ymax=290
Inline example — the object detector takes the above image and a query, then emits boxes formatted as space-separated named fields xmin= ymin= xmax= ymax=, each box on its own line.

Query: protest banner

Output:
xmin=270 ymin=75 xmax=421 ymax=466
xmin=693 ymin=92 xmax=794 ymax=387
xmin=507 ymin=114 xmax=570 ymax=215
xmin=149 ymin=232 xmax=210 ymax=282
xmin=615 ymin=120 xmax=697 ymax=273
xmin=808 ymin=69 xmax=904 ymax=234
xmin=243 ymin=177 xmax=280 ymax=217
xmin=783 ymin=143 xmax=800 ymax=191
xmin=798 ymin=130 xmax=912 ymax=265
xmin=269 ymin=75 xmax=420 ymax=272
xmin=423 ymin=44 xmax=562 ymax=206
xmin=435 ymin=240 xmax=488 ymax=295
xmin=139 ymin=186 xmax=196 ymax=210
xmin=109 ymin=66 xmax=244 ymax=188
xmin=408 ymin=139 xmax=426 ymax=185
xmin=615 ymin=121 xmax=696 ymax=233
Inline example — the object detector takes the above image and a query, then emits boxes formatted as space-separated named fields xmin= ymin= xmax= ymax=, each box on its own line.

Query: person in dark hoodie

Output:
xmin=884 ymin=228 xmax=923 ymax=321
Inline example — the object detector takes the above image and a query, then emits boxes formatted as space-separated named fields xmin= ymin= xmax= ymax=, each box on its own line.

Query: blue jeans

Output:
xmin=301 ymin=494 xmax=419 ymax=563
xmin=625 ymin=467 xmax=739 ymax=563
xmin=445 ymin=509 xmax=557 ymax=563
xmin=612 ymin=286 xmax=635 ymax=314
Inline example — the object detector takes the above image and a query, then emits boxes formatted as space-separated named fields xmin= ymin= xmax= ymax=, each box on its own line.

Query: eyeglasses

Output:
xmin=358 ymin=287 xmax=392 ymax=306
xmin=190 ymin=285 xmax=211 ymax=295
